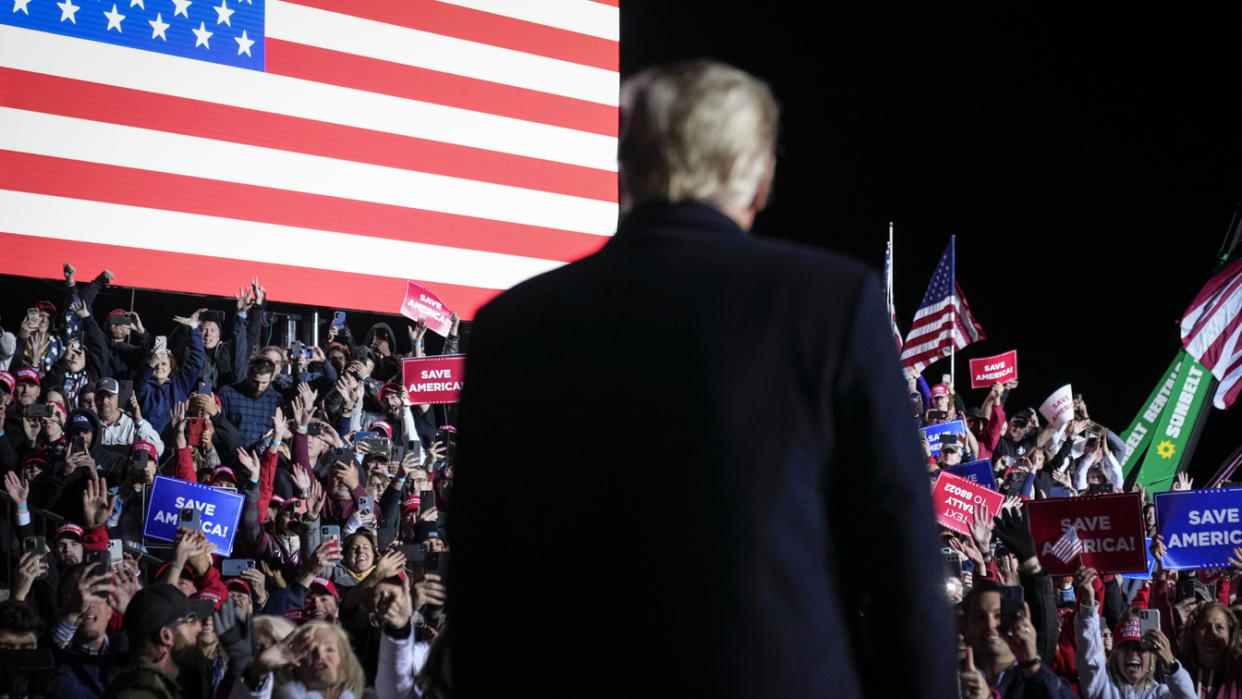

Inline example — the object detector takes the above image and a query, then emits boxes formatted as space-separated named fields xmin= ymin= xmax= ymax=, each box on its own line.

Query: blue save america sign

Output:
xmin=922 ymin=419 xmax=967 ymax=457
xmin=143 ymin=475 xmax=245 ymax=556
xmin=943 ymin=460 xmax=996 ymax=490
xmin=1154 ymin=487 xmax=1242 ymax=570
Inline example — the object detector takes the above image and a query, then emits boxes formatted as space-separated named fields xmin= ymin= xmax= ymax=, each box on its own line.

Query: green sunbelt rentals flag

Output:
xmin=1128 ymin=350 xmax=1214 ymax=492
xmin=1118 ymin=355 xmax=1182 ymax=478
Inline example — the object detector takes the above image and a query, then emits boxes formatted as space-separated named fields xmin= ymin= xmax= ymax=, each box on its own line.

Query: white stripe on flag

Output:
xmin=0 ymin=26 xmax=618 ymax=173
xmin=0 ymin=107 xmax=618 ymax=236
xmin=436 ymin=0 xmax=620 ymax=41
xmin=0 ymin=191 xmax=562 ymax=290
xmin=268 ymin=1 xmax=619 ymax=106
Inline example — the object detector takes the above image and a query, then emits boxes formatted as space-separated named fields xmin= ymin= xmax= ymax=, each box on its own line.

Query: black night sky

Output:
xmin=621 ymin=4 xmax=1242 ymax=480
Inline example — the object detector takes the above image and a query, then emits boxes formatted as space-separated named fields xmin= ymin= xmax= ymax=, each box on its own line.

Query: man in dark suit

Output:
xmin=450 ymin=60 xmax=956 ymax=698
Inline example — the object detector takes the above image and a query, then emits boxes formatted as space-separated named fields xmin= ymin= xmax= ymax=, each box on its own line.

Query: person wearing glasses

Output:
xmin=103 ymin=583 xmax=215 ymax=699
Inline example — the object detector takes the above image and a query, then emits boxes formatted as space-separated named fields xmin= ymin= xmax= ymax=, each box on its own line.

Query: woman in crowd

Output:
xmin=1177 ymin=602 xmax=1242 ymax=697
xmin=1073 ymin=567 xmax=1194 ymax=698
xmin=235 ymin=621 xmax=365 ymax=699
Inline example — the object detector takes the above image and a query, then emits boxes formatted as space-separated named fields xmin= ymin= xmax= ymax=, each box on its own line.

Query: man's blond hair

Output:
xmin=619 ymin=59 xmax=779 ymax=213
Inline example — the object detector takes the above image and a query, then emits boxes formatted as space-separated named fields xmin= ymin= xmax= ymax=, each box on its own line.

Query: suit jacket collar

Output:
xmin=610 ymin=200 xmax=747 ymax=248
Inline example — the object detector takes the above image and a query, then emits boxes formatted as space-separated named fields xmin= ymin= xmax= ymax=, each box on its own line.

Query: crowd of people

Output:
xmin=0 ymin=265 xmax=457 ymax=698
xmin=0 ymin=261 xmax=1240 ymax=699
xmin=916 ymin=373 xmax=1242 ymax=698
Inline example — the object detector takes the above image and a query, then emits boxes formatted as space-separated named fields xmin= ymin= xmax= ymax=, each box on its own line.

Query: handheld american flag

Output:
xmin=1050 ymin=526 xmax=1084 ymax=564
xmin=1180 ymin=257 xmax=1242 ymax=409
xmin=899 ymin=238 xmax=986 ymax=375
xmin=0 ymin=0 xmax=619 ymax=318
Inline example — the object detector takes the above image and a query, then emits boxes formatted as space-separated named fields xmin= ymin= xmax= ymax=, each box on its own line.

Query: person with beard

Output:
xmin=238 ymin=621 xmax=365 ymax=699
xmin=219 ymin=358 xmax=282 ymax=449
xmin=104 ymin=584 xmax=214 ymax=699
xmin=1072 ymin=568 xmax=1193 ymax=699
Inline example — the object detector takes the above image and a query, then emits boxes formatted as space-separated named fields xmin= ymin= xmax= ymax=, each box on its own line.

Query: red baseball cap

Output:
xmin=15 ymin=367 xmax=39 ymax=386
xmin=931 ymin=384 xmax=950 ymax=398
xmin=378 ymin=383 xmax=402 ymax=401
xmin=369 ymin=420 xmax=393 ymax=438
xmin=209 ymin=466 xmax=237 ymax=484
xmin=401 ymin=494 xmax=421 ymax=514
xmin=132 ymin=441 xmax=159 ymax=462
xmin=226 ymin=578 xmax=253 ymax=597
xmin=0 ymin=371 xmax=14 ymax=394
xmin=309 ymin=576 xmax=340 ymax=600
xmin=56 ymin=522 xmax=85 ymax=541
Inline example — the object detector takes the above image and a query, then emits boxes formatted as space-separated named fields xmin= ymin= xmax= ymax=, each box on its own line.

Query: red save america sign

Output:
xmin=969 ymin=350 xmax=1018 ymax=389
xmin=1026 ymin=493 xmax=1147 ymax=575
xmin=400 ymin=281 xmax=454 ymax=337
xmin=932 ymin=471 xmax=1006 ymax=536
xmin=402 ymin=355 xmax=465 ymax=405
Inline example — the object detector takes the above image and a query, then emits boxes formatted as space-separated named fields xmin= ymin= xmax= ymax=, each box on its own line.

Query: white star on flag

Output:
xmin=12 ymin=0 xmax=32 ymax=15
xmin=213 ymin=0 xmax=232 ymax=25
xmin=234 ymin=29 xmax=253 ymax=56
xmin=1051 ymin=527 xmax=1084 ymax=564
xmin=55 ymin=0 xmax=77 ymax=22
xmin=148 ymin=12 xmax=168 ymax=40
xmin=170 ymin=0 xmax=190 ymax=18
xmin=128 ymin=0 xmax=142 ymax=8
xmin=192 ymin=21 xmax=212 ymax=48
xmin=103 ymin=3 xmax=125 ymax=32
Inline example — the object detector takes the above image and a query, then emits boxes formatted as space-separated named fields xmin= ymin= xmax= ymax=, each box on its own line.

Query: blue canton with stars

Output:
xmin=917 ymin=238 xmax=957 ymax=309
xmin=2 ymin=0 xmax=265 ymax=70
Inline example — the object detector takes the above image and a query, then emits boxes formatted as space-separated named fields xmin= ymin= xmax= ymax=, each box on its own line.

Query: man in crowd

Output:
xmin=104 ymin=584 xmax=214 ymax=699
xmin=93 ymin=377 xmax=164 ymax=456
xmin=219 ymin=357 xmax=281 ymax=449
xmin=453 ymin=59 xmax=956 ymax=697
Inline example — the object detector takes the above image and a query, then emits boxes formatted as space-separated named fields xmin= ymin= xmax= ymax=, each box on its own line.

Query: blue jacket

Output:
xmin=137 ymin=327 xmax=205 ymax=436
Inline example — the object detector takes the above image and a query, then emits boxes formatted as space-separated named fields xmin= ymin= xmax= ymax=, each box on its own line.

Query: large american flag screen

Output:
xmin=0 ymin=0 xmax=619 ymax=318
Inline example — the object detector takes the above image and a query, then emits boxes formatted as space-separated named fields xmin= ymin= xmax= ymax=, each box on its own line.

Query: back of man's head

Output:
xmin=619 ymin=59 xmax=779 ymax=218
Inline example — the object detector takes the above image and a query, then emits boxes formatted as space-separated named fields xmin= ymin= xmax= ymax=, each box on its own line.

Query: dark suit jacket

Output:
xmin=450 ymin=201 xmax=957 ymax=698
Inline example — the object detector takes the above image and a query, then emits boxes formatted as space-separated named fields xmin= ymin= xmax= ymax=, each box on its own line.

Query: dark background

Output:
xmin=3 ymin=4 xmax=1241 ymax=480
xmin=618 ymin=4 xmax=1242 ymax=480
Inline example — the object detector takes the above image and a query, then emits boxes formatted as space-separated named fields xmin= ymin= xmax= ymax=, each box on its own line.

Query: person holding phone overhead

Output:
xmin=1072 ymin=567 xmax=1193 ymax=698
xmin=136 ymin=310 xmax=206 ymax=436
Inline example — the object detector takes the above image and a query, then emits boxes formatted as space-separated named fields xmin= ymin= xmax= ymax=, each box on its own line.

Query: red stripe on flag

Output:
xmin=587 ymin=0 xmax=619 ymax=6
xmin=267 ymin=39 xmax=617 ymax=138
xmin=0 ymin=150 xmax=609 ymax=263
xmin=0 ymin=68 xmax=618 ymax=204
xmin=1196 ymin=311 xmax=1242 ymax=374
xmin=0 ymin=232 xmax=501 ymax=319
xmin=282 ymin=0 xmax=618 ymax=71
xmin=1184 ymin=270 xmax=1242 ymax=346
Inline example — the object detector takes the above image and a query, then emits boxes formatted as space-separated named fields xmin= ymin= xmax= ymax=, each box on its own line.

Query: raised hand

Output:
xmin=1173 ymin=472 xmax=1193 ymax=492
xmin=1073 ymin=566 xmax=1097 ymax=607
xmin=309 ymin=539 xmax=342 ymax=573
xmin=271 ymin=406 xmax=291 ymax=443
xmin=108 ymin=557 xmax=143 ymax=615
xmin=306 ymin=478 xmax=325 ymax=519
xmin=64 ymin=261 xmax=76 ymax=285
xmin=448 ymin=311 xmax=460 ymax=337
xmin=82 ymin=476 xmax=117 ymax=530
xmin=236 ymin=286 xmax=255 ymax=313
xmin=240 ymin=566 xmax=269 ymax=607
xmin=4 ymin=471 xmax=29 ymax=508
xmin=414 ymin=572 xmax=446 ymax=609
xmin=289 ymin=465 xmax=311 ymax=495
xmin=334 ymin=461 xmax=360 ymax=490
xmin=374 ymin=549 xmax=406 ymax=579
xmin=374 ymin=575 xmax=414 ymax=629
xmin=235 ymin=448 xmax=260 ymax=483
xmin=959 ymin=647 xmax=990 ymax=699
xmin=252 ymin=277 xmax=266 ymax=306
xmin=172 ymin=307 xmax=206 ymax=329
xmin=12 ymin=550 xmax=47 ymax=602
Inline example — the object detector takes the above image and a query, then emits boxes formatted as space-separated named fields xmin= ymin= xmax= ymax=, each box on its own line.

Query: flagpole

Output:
xmin=950 ymin=235 xmax=956 ymax=390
